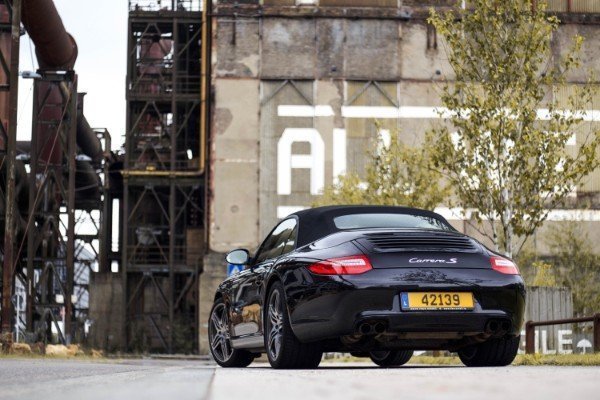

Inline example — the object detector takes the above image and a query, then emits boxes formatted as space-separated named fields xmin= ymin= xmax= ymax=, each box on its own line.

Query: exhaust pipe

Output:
xmin=359 ymin=322 xmax=373 ymax=335
xmin=485 ymin=319 xmax=512 ymax=335
xmin=373 ymin=322 xmax=386 ymax=334
xmin=358 ymin=320 xmax=387 ymax=335
xmin=487 ymin=320 xmax=499 ymax=333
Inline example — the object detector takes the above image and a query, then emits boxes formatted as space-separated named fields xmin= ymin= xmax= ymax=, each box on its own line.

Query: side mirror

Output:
xmin=226 ymin=249 xmax=250 ymax=266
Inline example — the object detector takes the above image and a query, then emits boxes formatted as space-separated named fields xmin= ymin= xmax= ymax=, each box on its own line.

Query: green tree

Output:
xmin=315 ymin=133 xmax=449 ymax=210
xmin=530 ymin=261 xmax=558 ymax=287
xmin=429 ymin=0 xmax=600 ymax=257
xmin=546 ymin=223 xmax=600 ymax=315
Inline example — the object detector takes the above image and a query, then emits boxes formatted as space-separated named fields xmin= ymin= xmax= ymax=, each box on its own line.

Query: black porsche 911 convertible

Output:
xmin=208 ymin=206 xmax=525 ymax=369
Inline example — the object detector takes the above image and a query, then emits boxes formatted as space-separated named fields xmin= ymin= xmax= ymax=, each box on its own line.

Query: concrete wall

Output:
xmin=209 ymin=12 xmax=451 ymax=250
xmin=210 ymin=79 xmax=260 ymax=252
xmin=209 ymin=3 xmax=600 ymax=252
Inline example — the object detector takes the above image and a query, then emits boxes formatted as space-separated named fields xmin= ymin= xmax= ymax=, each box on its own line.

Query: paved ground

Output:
xmin=0 ymin=359 xmax=599 ymax=400
xmin=0 ymin=359 xmax=214 ymax=400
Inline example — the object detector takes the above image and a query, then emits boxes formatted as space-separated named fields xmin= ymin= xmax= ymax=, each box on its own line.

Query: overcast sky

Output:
xmin=17 ymin=0 xmax=128 ymax=151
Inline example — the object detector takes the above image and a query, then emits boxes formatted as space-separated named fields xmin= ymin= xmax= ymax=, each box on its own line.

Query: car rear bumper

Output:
xmin=284 ymin=267 xmax=526 ymax=343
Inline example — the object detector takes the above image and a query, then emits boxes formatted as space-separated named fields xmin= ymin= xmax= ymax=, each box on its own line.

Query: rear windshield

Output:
xmin=333 ymin=213 xmax=453 ymax=231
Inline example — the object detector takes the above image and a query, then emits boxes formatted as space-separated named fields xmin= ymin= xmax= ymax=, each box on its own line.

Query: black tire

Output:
xmin=208 ymin=299 xmax=254 ymax=368
xmin=369 ymin=350 xmax=414 ymax=367
xmin=264 ymin=282 xmax=323 ymax=369
xmin=458 ymin=335 xmax=520 ymax=367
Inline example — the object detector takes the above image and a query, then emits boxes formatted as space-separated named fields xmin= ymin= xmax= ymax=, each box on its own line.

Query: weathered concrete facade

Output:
xmin=199 ymin=0 xmax=600 ymax=354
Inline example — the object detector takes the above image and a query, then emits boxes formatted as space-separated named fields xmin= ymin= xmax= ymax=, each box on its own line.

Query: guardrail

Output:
xmin=129 ymin=0 xmax=201 ymax=12
xmin=525 ymin=314 xmax=600 ymax=354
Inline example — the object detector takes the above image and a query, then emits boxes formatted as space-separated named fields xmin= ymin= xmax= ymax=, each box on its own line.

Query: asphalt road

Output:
xmin=0 ymin=359 xmax=599 ymax=400
xmin=0 ymin=359 xmax=214 ymax=400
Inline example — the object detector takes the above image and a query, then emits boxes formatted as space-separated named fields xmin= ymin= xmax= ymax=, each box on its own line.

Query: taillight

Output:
xmin=490 ymin=256 xmax=520 ymax=275
xmin=308 ymin=255 xmax=373 ymax=275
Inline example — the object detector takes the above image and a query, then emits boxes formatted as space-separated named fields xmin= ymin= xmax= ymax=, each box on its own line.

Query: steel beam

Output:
xmin=64 ymin=79 xmax=77 ymax=344
xmin=1 ymin=0 xmax=21 ymax=338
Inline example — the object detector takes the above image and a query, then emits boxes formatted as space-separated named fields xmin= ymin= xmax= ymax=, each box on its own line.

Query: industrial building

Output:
xmin=1 ymin=0 xmax=599 ymax=355
xmin=200 ymin=0 xmax=600 ymax=354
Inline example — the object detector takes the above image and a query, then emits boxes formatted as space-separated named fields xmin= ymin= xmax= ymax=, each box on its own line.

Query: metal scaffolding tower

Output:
xmin=25 ymin=76 xmax=111 ymax=344
xmin=1 ymin=0 xmax=113 ymax=346
xmin=123 ymin=0 xmax=203 ymax=353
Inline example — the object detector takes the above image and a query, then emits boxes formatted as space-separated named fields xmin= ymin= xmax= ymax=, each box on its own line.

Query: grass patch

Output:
xmin=323 ymin=353 xmax=600 ymax=366
xmin=514 ymin=353 xmax=600 ymax=366
xmin=409 ymin=355 xmax=462 ymax=365
xmin=410 ymin=353 xmax=600 ymax=366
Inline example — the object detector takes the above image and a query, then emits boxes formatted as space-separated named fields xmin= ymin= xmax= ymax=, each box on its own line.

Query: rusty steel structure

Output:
xmin=0 ymin=0 xmax=112 ymax=345
xmin=0 ymin=0 xmax=22 ymax=339
xmin=122 ymin=0 xmax=204 ymax=353
xmin=525 ymin=314 xmax=600 ymax=354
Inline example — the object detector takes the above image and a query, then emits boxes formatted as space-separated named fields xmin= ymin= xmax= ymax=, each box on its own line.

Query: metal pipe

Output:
xmin=77 ymin=94 xmax=103 ymax=164
xmin=22 ymin=0 xmax=79 ymax=170
xmin=526 ymin=315 xmax=600 ymax=327
xmin=21 ymin=0 xmax=78 ymax=69
xmin=16 ymin=140 xmax=100 ymax=203
xmin=75 ymin=160 xmax=101 ymax=205
xmin=121 ymin=170 xmax=203 ymax=177
xmin=0 ymin=5 xmax=11 ymax=151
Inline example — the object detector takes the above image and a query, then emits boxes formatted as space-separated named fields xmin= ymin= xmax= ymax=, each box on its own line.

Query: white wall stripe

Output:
xmin=332 ymin=129 xmax=347 ymax=184
xmin=537 ymin=109 xmax=600 ymax=122
xmin=281 ymin=105 xmax=600 ymax=121
xmin=435 ymin=207 xmax=600 ymax=222
xmin=398 ymin=106 xmax=450 ymax=119
xmin=277 ymin=206 xmax=307 ymax=219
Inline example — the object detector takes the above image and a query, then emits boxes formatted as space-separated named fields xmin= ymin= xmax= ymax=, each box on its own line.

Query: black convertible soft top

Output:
xmin=290 ymin=205 xmax=453 ymax=247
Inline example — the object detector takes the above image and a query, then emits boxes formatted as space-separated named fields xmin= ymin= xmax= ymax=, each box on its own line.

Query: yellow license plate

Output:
xmin=401 ymin=292 xmax=474 ymax=311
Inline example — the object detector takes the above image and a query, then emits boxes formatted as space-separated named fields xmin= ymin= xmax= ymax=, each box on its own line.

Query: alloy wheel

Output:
xmin=267 ymin=289 xmax=284 ymax=360
xmin=209 ymin=303 xmax=233 ymax=363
